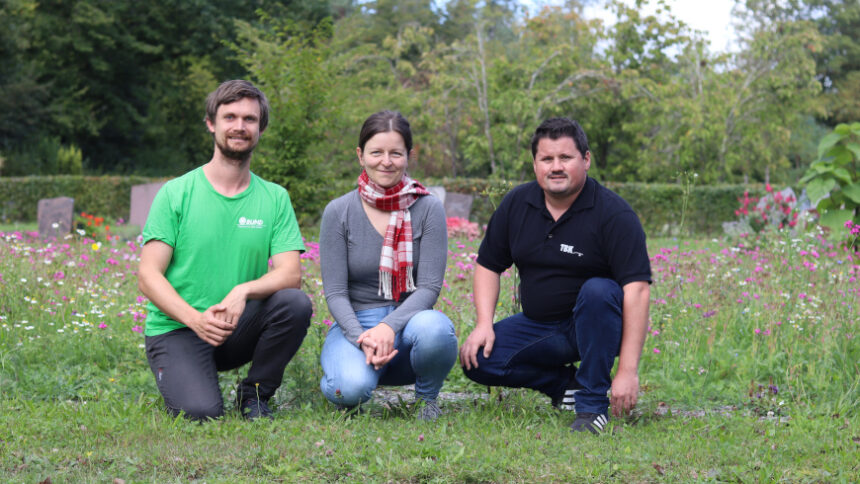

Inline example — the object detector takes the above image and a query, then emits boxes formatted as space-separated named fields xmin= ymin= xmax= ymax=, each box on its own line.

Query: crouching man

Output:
xmin=137 ymin=80 xmax=311 ymax=420
xmin=459 ymin=117 xmax=652 ymax=434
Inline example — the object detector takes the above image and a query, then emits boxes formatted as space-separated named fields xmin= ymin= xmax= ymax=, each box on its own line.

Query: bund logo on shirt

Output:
xmin=559 ymin=243 xmax=583 ymax=257
xmin=237 ymin=216 xmax=265 ymax=229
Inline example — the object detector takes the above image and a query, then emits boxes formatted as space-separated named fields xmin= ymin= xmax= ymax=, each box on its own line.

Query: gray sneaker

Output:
xmin=416 ymin=400 xmax=442 ymax=421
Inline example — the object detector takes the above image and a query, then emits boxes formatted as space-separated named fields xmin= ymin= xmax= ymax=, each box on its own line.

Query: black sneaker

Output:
xmin=570 ymin=412 xmax=609 ymax=434
xmin=239 ymin=398 xmax=274 ymax=421
xmin=551 ymin=365 xmax=581 ymax=411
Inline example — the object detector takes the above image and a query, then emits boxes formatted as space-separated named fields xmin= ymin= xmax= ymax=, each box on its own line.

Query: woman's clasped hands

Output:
xmin=356 ymin=323 xmax=398 ymax=370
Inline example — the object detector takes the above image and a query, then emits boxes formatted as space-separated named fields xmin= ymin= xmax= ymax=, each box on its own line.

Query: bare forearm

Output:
xmin=616 ymin=282 xmax=650 ymax=375
xmin=238 ymin=266 xmax=301 ymax=300
xmin=473 ymin=264 xmax=501 ymax=328
xmin=234 ymin=250 xmax=303 ymax=301
xmin=137 ymin=267 xmax=200 ymax=326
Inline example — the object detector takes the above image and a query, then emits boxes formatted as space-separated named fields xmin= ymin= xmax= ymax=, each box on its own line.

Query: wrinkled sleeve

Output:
xmin=270 ymin=187 xmax=306 ymax=256
xmin=603 ymin=208 xmax=652 ymax=287
xmin=476 ymin=192 xmax=513 ymax=273
xmin=142 ymin=184 xmax=178 ymax=247
xmin=320 ymin=198 xmax=363 ymax=346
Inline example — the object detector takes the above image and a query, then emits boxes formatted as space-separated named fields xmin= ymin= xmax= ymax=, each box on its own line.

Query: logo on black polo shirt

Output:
xmin=560 ymin=244 xmax=583 ymax=257
xmin=237 ymin=216 xmax=265 ymax=229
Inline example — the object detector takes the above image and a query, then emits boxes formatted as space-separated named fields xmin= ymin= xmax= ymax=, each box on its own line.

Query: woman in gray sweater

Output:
xmin=319 ymin=111 xmax=457 ymax=420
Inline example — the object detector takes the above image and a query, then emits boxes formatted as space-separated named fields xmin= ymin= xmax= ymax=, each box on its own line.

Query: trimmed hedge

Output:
xmin=424 ymin=177 xmax=765 ymax=236
xmin=0 ymin=176 xmax=167 ymax=224
xmin=1 ymin=175 xmax=763 ymax=236
xmin=606 ymin=182 xmax=760 ymax=236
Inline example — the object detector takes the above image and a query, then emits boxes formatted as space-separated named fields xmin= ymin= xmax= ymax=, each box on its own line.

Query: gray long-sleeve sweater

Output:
xmin=319 ymin=189 xmax=448 ymax=346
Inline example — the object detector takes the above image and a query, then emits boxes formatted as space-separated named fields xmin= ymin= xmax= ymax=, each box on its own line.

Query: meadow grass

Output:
xmin=0 ymin=226 xmax=857 ymax=482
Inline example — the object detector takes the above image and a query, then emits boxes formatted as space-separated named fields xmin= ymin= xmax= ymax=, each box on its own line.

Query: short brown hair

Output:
xmin=204 ymin=80 xmax=270 ymax=132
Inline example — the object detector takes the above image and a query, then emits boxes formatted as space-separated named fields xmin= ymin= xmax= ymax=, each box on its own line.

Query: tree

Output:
xmin=795 ymin=0 xmax=860 ymax=125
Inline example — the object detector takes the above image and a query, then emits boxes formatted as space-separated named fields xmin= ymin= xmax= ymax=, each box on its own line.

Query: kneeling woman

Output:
xmin=319 ymin=110 xmax=457 ymax=420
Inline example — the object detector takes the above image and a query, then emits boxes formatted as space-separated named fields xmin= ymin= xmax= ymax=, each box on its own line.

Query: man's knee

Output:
xmin=461 ymin=352 xmax=504 ymax=386
xmin=268 ymin=288 xmax=312 ymax=327
xmin=168 ymin=400 xmax=224 ymax=421
xmin=579 ymin=278 xmax=622 ymax=302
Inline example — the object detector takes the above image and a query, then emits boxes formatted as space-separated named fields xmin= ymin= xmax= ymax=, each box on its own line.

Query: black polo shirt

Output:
xmin=477 ymin=178 xmax=652 ymax=322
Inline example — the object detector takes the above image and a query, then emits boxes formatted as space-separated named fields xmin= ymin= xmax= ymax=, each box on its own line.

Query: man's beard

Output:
xmin=216 ymin=135 xmax=257 ymax=163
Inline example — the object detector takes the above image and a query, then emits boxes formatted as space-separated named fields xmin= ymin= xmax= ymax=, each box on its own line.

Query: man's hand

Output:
xmin=357 ymin=323 xmax=398 ymax=370
xmin=186 ymin=304 xmax=235 ymax=346
xmin=610 ymin=370 xmax=639 ymax=417
xmin=459 ymin=324 xmax=495 ymax=371
xmin=611 ymin=281 xmax=649 ymax=418
xmin=215 ymin=284 xmax=248 ymax=328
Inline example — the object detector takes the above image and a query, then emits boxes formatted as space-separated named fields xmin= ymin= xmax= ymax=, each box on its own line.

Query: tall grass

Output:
xmin=0 ymin=225 xmax=857 ymax=482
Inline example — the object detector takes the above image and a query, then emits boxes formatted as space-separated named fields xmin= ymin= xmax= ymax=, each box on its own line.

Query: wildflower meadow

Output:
xmin=0 ymin=216 xmax=858 ymax=482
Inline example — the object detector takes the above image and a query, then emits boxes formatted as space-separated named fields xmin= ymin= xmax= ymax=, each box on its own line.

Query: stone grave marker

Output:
xmin=444 ymin=192 xmax=473 ymax=220
xmin=427 ymin=185 xmax=446 ymax=205
xmin=37 ymin=196 xmax=74 ymax=239
xmin=129 ymin=182 xmax=166 ymax=231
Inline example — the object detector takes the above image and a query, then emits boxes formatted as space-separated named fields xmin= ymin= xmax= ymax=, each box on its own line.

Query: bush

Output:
xmin=0 ymin=176 xmax=165 ymax=223
xmin=801 ymin=122 xmax=860 ymax=232
xmin=424 ymin=177 xmax=761 ymax=236
xmin=1 ymin=175 xmax=772 ymax=236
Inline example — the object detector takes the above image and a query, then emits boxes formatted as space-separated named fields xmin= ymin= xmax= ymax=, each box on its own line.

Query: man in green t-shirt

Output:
xmin=137 ymin=80 xmax=312 ymax=421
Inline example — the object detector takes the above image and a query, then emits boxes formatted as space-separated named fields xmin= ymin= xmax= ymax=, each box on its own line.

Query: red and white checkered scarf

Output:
xmin=357 ymin=170 xmax=430 ymax=301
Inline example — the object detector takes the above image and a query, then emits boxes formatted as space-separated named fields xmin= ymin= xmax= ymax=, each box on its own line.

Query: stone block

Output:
xmin=37 ymin=197 xmax=74 ymax=239
xmin=444 ymin=192 xmax=473 ymax=220
xmin=129 ymin=182 xmax=166 ymax=231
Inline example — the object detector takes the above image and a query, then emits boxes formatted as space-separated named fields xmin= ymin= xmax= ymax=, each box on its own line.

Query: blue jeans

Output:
xmin=462 ymin=278 xmax=623 ymax=414
xmin=319 ymin=306 xmax=458 ymax=407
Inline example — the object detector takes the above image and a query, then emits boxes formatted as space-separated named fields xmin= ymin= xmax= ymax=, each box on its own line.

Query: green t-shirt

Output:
xmin=142 ymin=167 xmax=305 ymax=336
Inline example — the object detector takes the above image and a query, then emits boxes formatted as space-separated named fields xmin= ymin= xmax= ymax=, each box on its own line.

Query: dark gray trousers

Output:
xmin=144 ymin=288 xmax=312 ymax=420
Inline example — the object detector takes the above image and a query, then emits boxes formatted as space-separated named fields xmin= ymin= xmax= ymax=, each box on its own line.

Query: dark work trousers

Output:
xmin=145 ymin=288 xmax=312 ymax=420
xmin=462 ymin=277 xmax=623 ymax=414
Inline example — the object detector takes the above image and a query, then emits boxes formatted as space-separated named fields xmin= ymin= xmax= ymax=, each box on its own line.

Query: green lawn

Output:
xmin=1 ymin=227 xmax=857 ymax=482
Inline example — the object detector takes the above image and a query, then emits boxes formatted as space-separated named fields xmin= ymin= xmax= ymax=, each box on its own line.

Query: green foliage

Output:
xmin=1 ymin=229 xmax=858 ymax=481
xmin=802 ymin=0 xmax=860 ymax=125
xmin=801 ymin=122 xmax=860 ymax=232
xmin=2 ymin=0 xmax=853 ymax=190
xmin=2 ymin=137 xmax=84 ymax=176
xmin=232 ymin=16 xmax=346 ymax=225
xmin=0 ymin=0 xmax=337 ymax=176
xmin=0 ymin=174 xmax=782 ymax=236
xmin=56 ymin=144 xmax=83 ymax=175
xmin=0 ymin=176 xmax=164 ymax=223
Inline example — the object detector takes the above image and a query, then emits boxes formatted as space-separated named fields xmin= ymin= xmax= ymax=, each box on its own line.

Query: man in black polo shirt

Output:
xmin=459 ymin=117 xmax=651 ymax=434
